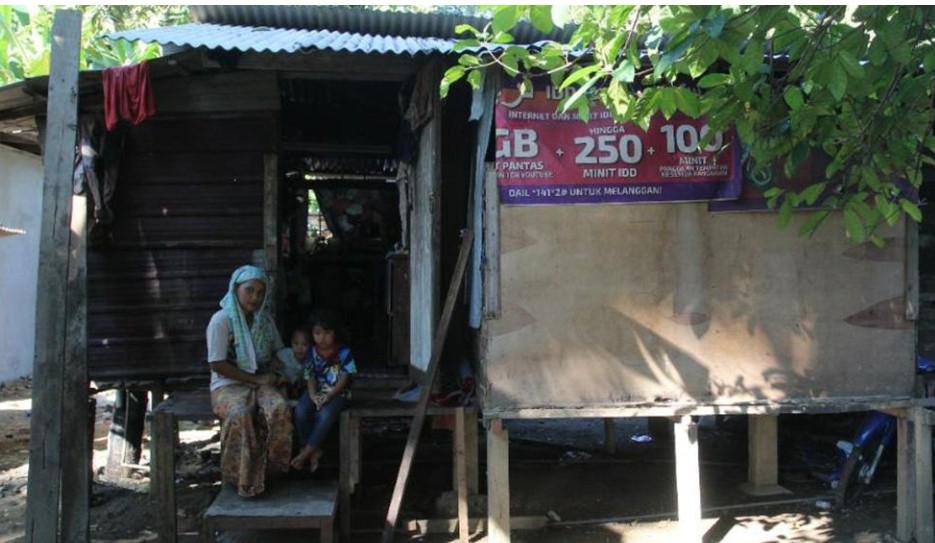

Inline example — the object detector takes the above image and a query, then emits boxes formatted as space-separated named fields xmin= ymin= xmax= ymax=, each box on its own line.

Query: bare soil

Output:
xmin=0 ymin=378 xmax=908 ymax=542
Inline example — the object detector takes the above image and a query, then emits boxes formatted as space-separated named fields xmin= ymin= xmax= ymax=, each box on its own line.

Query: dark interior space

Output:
xmin=278 ymin=77 xmax=406 ymax=374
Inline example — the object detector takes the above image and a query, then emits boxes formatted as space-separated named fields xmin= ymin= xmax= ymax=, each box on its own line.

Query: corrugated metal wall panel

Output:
xmin=87 ymin=113 xmax=277 ymax=381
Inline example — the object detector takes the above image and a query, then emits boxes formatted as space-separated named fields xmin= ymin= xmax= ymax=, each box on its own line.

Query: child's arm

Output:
xmin=321 ymin=373 xmax=350 ymax=405
xmin=306 ymin=378 xmax=318 ymax=401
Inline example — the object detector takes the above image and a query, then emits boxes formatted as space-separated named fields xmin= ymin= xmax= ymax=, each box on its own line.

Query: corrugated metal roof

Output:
xmin=189 ymin=5 xmax=576 ymax=43
xmin=107 ymin=22 xmax=460 ymax=56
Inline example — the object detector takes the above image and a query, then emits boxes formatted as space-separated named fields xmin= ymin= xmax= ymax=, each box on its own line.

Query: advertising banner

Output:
xmin=496 ymin=79 xmax=742 ymax=205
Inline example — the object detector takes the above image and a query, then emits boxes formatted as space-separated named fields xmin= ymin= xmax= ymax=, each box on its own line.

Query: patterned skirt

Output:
xmin=211 ymin=383 xmax=293 ymax=497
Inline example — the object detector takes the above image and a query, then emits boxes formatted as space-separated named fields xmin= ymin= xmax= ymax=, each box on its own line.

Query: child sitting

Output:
xmin=274 ymin=327 xmax=311 ymax=400
xmin=291 ymin=310 xmax=357 ymax=472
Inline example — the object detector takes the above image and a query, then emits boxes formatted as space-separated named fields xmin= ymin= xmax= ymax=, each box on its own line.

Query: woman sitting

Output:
xmin=206 ymin=265 xmax=291 ymax=497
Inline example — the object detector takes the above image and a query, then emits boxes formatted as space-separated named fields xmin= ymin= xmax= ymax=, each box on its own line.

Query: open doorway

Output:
xmin=277 ymin=78 xmax=408 ymax=375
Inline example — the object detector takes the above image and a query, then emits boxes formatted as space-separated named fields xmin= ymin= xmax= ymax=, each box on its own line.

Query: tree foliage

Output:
xmin=445 ymin=6 xmax=935 ymax=243
xmin=0 ymin=5 xmax=190 ymax=85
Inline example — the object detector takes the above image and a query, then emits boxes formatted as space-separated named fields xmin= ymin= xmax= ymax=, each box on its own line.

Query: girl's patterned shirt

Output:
xmin=303 ymin=345 xmax=357 ymax=397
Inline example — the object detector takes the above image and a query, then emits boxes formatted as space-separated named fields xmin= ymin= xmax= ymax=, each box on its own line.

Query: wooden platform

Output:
xmin=203 ymin=479 xmax=337 ymax=542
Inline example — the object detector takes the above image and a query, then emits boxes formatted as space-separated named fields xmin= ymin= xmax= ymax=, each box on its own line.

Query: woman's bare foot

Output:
xmin=308 ymin=449 xmax=324 ymax=473
xmin=290 ymin=447 xmax=313 ymax=470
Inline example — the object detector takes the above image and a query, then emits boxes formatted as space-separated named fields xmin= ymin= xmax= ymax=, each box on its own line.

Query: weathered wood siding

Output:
xmin=87 ymin=72 xmax=279 ymax=380
xmin=482 ymin=204 xmax=914 ymax=410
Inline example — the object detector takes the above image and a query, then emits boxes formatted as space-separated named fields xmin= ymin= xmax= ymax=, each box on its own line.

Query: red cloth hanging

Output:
xmin=102 ymin=62 xmax=156 ymax=131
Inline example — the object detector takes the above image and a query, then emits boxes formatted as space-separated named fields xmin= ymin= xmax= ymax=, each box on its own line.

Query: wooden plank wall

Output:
xmin=87 ymin=71 xmax=279 ymax=381
xmin=916 ymin=170 xmax=935 ymax=360
xmin=482 ymin=204 xmax=915 ymax=410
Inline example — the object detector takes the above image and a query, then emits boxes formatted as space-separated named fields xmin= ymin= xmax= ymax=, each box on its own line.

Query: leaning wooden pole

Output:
xmin=25 ymin=9 xmax=82 ymax=542
xmin=382 ymin=229 xmax=474 ymax=543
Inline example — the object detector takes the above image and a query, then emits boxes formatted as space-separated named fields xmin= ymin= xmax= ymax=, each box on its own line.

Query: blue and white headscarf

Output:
xmin=220 ymin=265 xmax=277 ymax=372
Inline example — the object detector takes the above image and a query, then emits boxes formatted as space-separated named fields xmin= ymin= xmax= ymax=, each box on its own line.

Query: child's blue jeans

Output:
xmin=294 ymin=392 xmax=347 ymax=448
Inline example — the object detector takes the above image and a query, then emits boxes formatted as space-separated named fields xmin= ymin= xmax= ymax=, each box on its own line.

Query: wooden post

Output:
xmin=914 ymin=407 xmax=933 ymax=543
xmin=487 ymin=418 xmax=510 ymax=543
xmin=339 ymin=410 xmax=352 ymax=541
xmin=61 ymin=193 xmax=89 ymax=542
xmin=465 ymin=408 xmax=479 ymax=494
xmin=483 ymin=164 xmax=500 ymax=319
xmin=25 ymin=9 xmax=82 ymax=543
xmin=603 ymin=418 xmax=616 ymax=455
xmin=410 ymin=62 xmax=442 ymax=375
xmin=455 ymin=407 xmax=469 ymax=543
xmin=739 ymin=415 xmax=790 ymax=496
xmin=263 ymin=153 xmax=279 ymax=316
xmin=896 ymin=412 xmax=915 ymax=541
xmin=674 ymin=415 xmax=701 ymax=543
xmin=151 ymin=411 xmax=177 ymax=542
xmin=382 ymin=230 xmax=473 ymax=542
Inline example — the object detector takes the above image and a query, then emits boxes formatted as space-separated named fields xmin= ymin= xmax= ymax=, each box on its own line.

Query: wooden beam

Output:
xmin=382 ymin=230 xmax=474 ymax=543
xmin=897 ymin=413 xmax=914 ymax=541
xmin=906 ymin=216 xmax=919 ymax=320
xmin=914 ymin=407 xmax=934 ymax=543
xmin=25 ymin=9 xmax=81 ymax=543
xmin=674 ymin=415 xmax=701 ymax=543
xmin=739 ymin=415 xmax=790 ymax=496
xmin=151 ymin=410 xmax=177 ymax=542
xmin=487 ymin=418 xmax=510 ymax=543
xmin=483 ymin=164 xmax=501 ymax=318
xmin=237 ymin=51 xmax=421 ymax=81
xmin=484 ymin=396 xmax=922 ymax=419
xmin=410 ymin=61 xmax=442 ymax=375
xmin=464 ymin=409 xmax=479 ymax=494
xmin=263 ymin=154 xmax=279 ymax=317
xmin=455 ymin=407 xmax=469 ymax=543
xmin=60 ymin=194 xmax=89 ymax=542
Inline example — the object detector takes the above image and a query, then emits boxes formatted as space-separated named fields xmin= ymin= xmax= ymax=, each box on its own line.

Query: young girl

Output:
xmin=275 ymin=327 xmax=311 ymax=399
xmin=291 ymin=310 xmax=357 ymax=472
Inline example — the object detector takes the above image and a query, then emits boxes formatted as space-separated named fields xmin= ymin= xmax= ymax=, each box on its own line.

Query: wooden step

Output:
xmin=203 ymin=479 xmax=337 ymax=542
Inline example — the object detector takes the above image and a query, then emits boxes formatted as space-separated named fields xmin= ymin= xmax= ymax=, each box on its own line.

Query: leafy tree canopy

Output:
xmin=0 ymin=5 xmax=190 ymax=85
xmin=445 ymin=5 xmax=935 ymax=243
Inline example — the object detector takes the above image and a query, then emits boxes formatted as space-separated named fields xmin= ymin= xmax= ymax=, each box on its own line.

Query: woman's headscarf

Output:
xmin=220 ymin=265 xmax=277 ymax=372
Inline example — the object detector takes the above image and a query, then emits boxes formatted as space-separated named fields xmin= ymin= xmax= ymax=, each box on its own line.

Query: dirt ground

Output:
xmin=0 ymin=377 xmax=911 ymax=542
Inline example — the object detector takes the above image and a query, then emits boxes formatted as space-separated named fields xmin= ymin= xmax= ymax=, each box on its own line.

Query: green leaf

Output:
xmin=440 ymin=65 xmax=465 ymax=98
xmin=453 ymin=39 xmax=480 ymax=52
xmin=827 ymin=63 xmax=847 ymax=100
xmin=561 ymin=72 xmax=603 ymax=114
xmin=492 ymin=6 xmax=520 ymax=34
xmin=454 ymin=24 xmax=480 ymax=37
xmin=902 ymin=199 xmax=923 ymax=222
xmin=844 ymin=208 xmax=866 ymax=242
xmin=783 ymin=86 xmax=805 ymax=110
xmin=799 ymin=210 xmax=831 ymax=237
xmin=799 ymin=182 xmax=826 ymax=205
xmin=458 ymin=54 xmax=481 ymax=67
xmin=613 ymin=60 xmax=635 ymax=83
xmin=698 ymin=73 xmax=730 ymax=88
xmin=500 ymin=53 xmax=519 ymax=75
xmin=674 ymin=88 xmax=701 ymax=118
xmin=837 ymin=50 xmax=863 ymax=79
xmin=741 ymin=41 xmax=763 ymax=76
xmin=467 ymin=69 xmax=483 ymax=89
xmin=924 ymin=47 xmax=935 ymax=73
xmin=658 ymin=88 xmax=678 ymax=118
xmin=552 ymin=5 xmax=570 ymax=27
xmin=530 ymin=6 xmax=554 ymax=34
xmin=777 ymin=198 xmax=793 ymax=229
xmin=559 ymin=64 xmax=601 ymax=90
